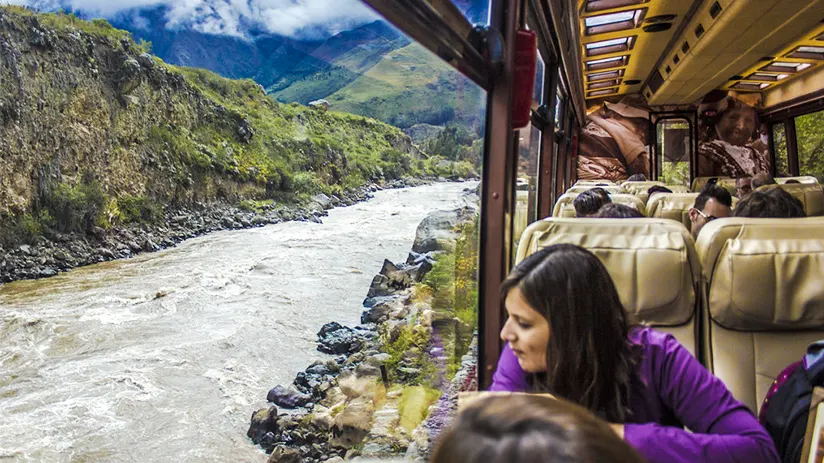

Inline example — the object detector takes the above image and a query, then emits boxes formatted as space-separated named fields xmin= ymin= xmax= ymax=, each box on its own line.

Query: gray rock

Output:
xmin=412 ymin=207 xmax=475 ymax=253
xmin=268 ymin=445 xmax=301 ymax=463
xmin=247 ymin=406 xmax=279 ymax=446
xmin=267 ymin=385 xmax=312 ymax=408
xmin=136 ymin=53 xmax=154 ymax=69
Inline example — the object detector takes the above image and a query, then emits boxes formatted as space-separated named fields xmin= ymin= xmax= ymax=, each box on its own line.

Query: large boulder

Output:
xmin=412 ymin=207 xmax=475 ymax=253
xmin=317 ymin=322 xmax=363 ymax=355
xmin=331 ymin=397 xmax=375 ymax=448
xmin=267 ymin=385 xmax=312 ymax=408
xmin=268 ymin=445 xmax=302 ymax=463
xmin=247 ymin=406 xmax=279 ymax=446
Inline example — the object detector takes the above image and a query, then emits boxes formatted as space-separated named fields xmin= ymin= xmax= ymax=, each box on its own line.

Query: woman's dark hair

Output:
xmin=499 ymin=244 xmax=639 ymax=422
xmin=594 ymin=203 xmax=644 ymax=218
xmin=431 ymin=395 xmax=645 ymax=463
xmin=626 ymin=173 xmax=647 ymax=181
xmin=573 ymin=188 xmax=612 ymax=217
xmin=733 ymin=187 xmax=806 ymax=218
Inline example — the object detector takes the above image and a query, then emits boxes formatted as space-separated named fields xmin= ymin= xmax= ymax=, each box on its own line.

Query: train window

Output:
xmin=772 ymin=123 xmax=790 ymax=176
xmin=656 ymin=118 xmax=691 ymax=186
xmin=513 ymin=54 xmax=545 ymax=259
xmin=795 ymin=109 xmax=824 ymax=182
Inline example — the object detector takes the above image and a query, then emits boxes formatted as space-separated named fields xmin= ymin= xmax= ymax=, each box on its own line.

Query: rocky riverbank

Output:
xmin=247 ymin=191 xmax=480 ymax=462
xmin=0 ymin=178 xmax=439 ymax=284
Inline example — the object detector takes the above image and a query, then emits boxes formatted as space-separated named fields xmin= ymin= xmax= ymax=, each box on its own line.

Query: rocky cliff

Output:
xmin=0 ymin=7 xmax=443 ymax=247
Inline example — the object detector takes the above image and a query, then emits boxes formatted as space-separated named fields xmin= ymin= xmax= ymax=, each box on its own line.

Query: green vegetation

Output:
xmin=397 ymin=386 xmax=441 ymax=433
xmin=796 ymin=110 xmax=824 ymax=182
xmin=30 ymin=9 xmax=133 ymax=44
xmin=660 ymin=162 xmax=690 ymax=186
xmin=325 ymin=43 xmax=485 ymax=130
xmin=381 ymin=314 xmax=433 ymax=385
xmin=773 ymin=123 xmax=790 ymax=176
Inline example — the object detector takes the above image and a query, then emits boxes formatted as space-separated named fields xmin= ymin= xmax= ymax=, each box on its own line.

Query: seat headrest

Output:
xmin=692 ymin=176 xmax=734 ymax=192
xmin=609 ymin=193 xmax=648 ymax=216
xmin=755 ymin=183 xmax=824 ymax=216
xmin=574 ymin=179 xmax=617 ymax=187
xmin=646 ymin=193 xmax=699 ymax=228
xmin=667 ymin=185 xmax=692 ymax=193
xmin=696 ymin=217 xmax=824 ymax=331
xmin=621 ymin=181 xmax=665 ymax=195
xmin=776 ymin=176 xmax=819 ymax=185
xmin=566 ymin=185 xmax=625 ymax=195
xmin=516 ymin=218 xmax=699 ymax=326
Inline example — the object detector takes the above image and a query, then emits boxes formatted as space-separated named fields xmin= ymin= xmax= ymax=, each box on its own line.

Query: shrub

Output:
xmin=118 ymin=195 xmax=163 ymax=224
xmin=41 ymin=180 xmax=107 ymax=233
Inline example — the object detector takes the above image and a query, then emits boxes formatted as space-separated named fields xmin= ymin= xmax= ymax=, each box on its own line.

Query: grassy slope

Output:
xmin=325 ymin=43 xmax=485 ymax=129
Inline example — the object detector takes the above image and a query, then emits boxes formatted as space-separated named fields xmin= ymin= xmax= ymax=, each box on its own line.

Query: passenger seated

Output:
xmin=595 ymin=203 xmax=644 ymax=218
xmin=733 ymin=188 xmax=805 ymax=218
xmin=431 ymin=395 xmax=645 ymax=463
xmin=752 ymin=172 xmax=777 ymax=190
xmin=688 ymin=181 xmax=732 ymax=239
xmin=627 ymin=174 xmax=648 ymax=181
xmin=647 ymin=185 xmax=673 ymax=197
xmin=491 ymin=244 xmax=779 ymax=463
xmin=735 ymin=177 xmax=753 ymax=199
xmin=573 ymin=188 xmax=612 ymax=218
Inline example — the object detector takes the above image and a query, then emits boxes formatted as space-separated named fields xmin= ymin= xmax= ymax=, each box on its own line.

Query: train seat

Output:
xmin=776 ymin=176 xmax=819 ymax=184
xmin=696 ymin=217 xmax=824 ymax=413
xmin=574 ymin=179 xmax=618 ymax=187
xmin=516 ymin=218 xmax=700 ymax=355
xmin=646 ymin=193 xmax=700 ymax=229
xmin=552 ymin=193 xmax=647 ymax=218
xmin=565 ymin=185 xmax=625 ymax=195
xmin=621 ymin=181 xmax=666 ymax=196
xmin=666 ymin=185 xmax=692 ymax=193
xmin=756 ymin=183 xmax=824 ymax=216
xmin=691 ymin=177 xmax=737 ymax=195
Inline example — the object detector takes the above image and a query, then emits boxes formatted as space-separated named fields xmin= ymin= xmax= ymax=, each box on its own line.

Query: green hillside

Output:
xmin=326 ymin=43 xmax=485 ymax=129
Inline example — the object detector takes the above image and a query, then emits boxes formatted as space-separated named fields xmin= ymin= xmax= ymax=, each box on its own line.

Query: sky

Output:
xmin=3 ymin=0 xmax=381 ymax=38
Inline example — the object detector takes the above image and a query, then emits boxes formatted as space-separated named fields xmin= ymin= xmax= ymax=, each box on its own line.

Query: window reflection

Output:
xmin=657 ymin=119 xmax=691 ymax=186
xmin=772 ymin=123 xmax=789 ymax=176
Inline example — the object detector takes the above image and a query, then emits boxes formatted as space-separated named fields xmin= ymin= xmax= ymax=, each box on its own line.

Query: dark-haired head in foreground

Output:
xmin=647 ymin=185 xmax=673 ymax=197
xmin=573 ymin=188 xmax=611 ymax=217
xmin=627 ymin=174 xmax=647 ymax=182
xmin=595 ymin=203 xmax=644 ymax=218
xmin=733 ymin=187 xmax=805 ymax=218
xmin=431 ymin=395 xmax=644 ymax=463
xmin=689 ymin=182 xmax=732 ymax=238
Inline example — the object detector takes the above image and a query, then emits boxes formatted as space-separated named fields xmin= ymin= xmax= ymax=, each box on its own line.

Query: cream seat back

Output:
xmin=622 ymin=181 xmax=665 ymax=195
xmin=609 ymin=193 xmax=648 ymax=216
xmin=574 ymin=179 xmax=617 ymax=187
xmin=776 ymin=176 xmax=819 ymax=184
xmin=566 ymin=185 xmax=625 ymax=195
xmin=692 ymin=177 xmax=734 ymax=192
xmin=696 ymin=217 xmax=824 ymax=413
xmin=756 ymin=183 xmax=824 ymax=216
xmin=516 ymin=218 xmax=700 ymax=355
xmin=646 ymin=193 xmax=700 ymax=229
xmin=667 ymin=185 xmax=692 ymax=193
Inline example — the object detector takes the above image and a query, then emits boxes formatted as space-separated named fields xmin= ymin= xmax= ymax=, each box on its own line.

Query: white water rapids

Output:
xmin=0 ymin=182 xmax=476 ymax=462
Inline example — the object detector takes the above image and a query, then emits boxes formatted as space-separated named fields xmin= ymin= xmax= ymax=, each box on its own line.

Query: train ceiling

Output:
xmin=577 ymin=0 xmax=824 ymax=106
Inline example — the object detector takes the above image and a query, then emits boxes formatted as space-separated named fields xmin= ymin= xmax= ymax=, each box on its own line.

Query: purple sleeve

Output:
xmin=489 ymin=343 xmax=530 ymax=392
xmin=624 ymin=333 xmax=779 ymax=463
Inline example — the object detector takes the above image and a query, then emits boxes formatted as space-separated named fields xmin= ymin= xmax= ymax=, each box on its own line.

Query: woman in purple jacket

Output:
xmin=491 ymin=244 xmax=779 ymax=463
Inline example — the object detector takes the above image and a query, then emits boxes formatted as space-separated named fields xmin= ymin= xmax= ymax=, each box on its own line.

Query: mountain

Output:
xmin=107 ymin=2 xmax=488 ymax=129
xmin=0 ymin=6 xmax=431 ymax=231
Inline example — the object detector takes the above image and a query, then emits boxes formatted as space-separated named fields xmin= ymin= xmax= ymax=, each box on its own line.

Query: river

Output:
xmin=0 ymin=182 xmax=477 ymax=462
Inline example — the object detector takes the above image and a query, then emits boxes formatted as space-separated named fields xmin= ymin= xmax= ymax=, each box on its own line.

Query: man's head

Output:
xmin=689 ymin=182 xmax=733 ymax=238
xmin=733 ymin=187 xmax=806 ymax=218
xmin=573 ymin=188 xmax=612 ymax=217
xmin=735 ymin=177 xmax=752 ymax=199
xmin=716 ymin=98 xmax=757 ymax=146
xmin=751 ymin=172 xmax=776 ymax=190
xmin=626 ymin=174 xmax=647 ymax=182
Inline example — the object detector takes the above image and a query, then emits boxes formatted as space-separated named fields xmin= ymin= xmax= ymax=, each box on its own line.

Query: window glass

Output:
xmin=796 ymin=110 xmax=824 ymax=182
xmin=772 ymin=123 xmax=789 ymax=176
xmin=656 ymin=119 xmax=691 ymax=186
xmin=455 ymin=0 xmax=491 ymax=24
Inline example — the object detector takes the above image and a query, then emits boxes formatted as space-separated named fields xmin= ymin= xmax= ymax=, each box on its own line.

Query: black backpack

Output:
xmin=764 ymin=357 xmax=824 ymax=463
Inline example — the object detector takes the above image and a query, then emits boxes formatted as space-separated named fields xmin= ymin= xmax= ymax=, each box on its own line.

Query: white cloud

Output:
xmin=4 ymin=0 xmax=381 ymax=38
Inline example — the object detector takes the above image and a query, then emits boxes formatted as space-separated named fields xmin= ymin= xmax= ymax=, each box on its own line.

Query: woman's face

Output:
xmin=500 ymin=287 xmax=551 ymax=373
